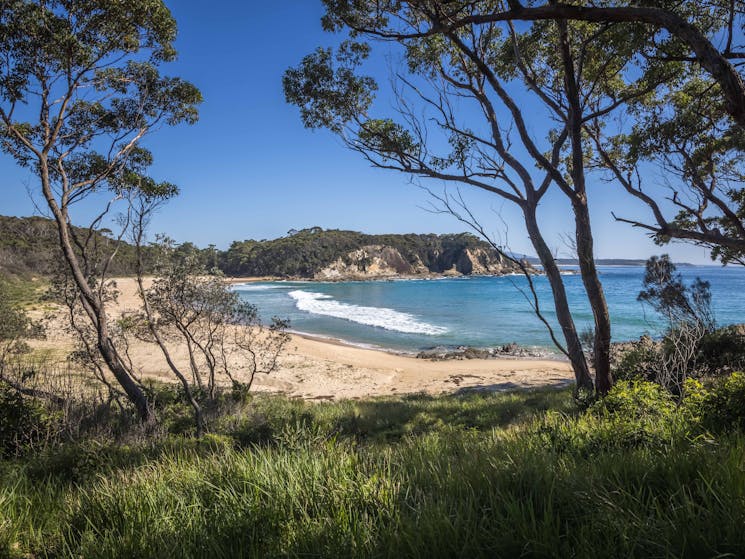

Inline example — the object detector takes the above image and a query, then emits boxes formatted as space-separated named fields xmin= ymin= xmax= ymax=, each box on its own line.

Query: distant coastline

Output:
xmin=233 ymin=266 xmax=745 ymax=354
xmin=528 ymin=257 xmax=696 ymax=267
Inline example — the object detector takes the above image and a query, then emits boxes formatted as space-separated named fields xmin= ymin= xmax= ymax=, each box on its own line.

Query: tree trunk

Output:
xmin=572 ymin=199 xmax=614 ymax=394
xmin=524 ymin=207 xmax=594 ymax=392
xmin=98 ymin=337 xmax=152 ymax=421
xmin=39 ymin=159 xmax=152 ymax=421
xmin=555 ymin=17 xmax=614 ymax=395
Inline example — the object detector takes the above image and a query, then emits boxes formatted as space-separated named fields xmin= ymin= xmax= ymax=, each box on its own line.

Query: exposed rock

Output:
xmin=314 ymin=244 xmax=528 ymax=281
xmin=315 ymin=245 xmax=417 ymax=280
xmin=417 ymin=343 xmax=552 ymax=361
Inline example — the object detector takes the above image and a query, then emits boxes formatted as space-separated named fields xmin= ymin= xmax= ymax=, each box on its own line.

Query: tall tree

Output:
xmin=284 ymin=1 xmax=667 ymax=393
xmin=320 ymin=1 xmax=745 ymax=264
xmin=321 ymin=1 xmax=745 ymax=127
xmin=0 ymin=0 xmax=202 ymax=420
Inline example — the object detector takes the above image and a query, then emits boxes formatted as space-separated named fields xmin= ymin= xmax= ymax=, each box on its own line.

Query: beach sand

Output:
xmin=31 ymin=277 xmax=575 ymax=400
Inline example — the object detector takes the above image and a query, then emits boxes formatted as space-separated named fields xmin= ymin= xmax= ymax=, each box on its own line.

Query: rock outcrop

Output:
xmin=314 ymin=244 xmax=524 ymax=280
xmin=221 ymin=228 xmax=535 ymax=279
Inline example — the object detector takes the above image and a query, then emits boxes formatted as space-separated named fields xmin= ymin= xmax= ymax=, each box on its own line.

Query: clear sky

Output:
xmin=0 ymin=0 xmax=717 ymax=264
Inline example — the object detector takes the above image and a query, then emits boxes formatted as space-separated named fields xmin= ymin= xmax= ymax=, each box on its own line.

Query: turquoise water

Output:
xmin=233 ymin=266 xmax=745 ymax=354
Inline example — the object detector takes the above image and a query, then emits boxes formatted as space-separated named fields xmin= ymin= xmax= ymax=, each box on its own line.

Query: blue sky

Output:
xmin=0 ymin=0 xmax=717 ymax=264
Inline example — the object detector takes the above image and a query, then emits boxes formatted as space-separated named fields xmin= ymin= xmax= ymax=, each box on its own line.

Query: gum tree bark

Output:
xmin=524 ymin=205 xmax=595 ymax=391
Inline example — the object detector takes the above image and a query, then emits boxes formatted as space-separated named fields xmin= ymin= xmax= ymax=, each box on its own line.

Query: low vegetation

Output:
xmin=1 ymin=379 xmax=745 ymax=558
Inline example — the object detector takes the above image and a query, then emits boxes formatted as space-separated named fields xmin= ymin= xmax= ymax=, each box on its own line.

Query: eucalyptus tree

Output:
xmin=588 ymin=68 xmax=745 ymax=266
xmin=0 ymin=0 xmax=202 ymax=420
xmin=322 ymin=1 xmax=745 ymax=128
xmin=284 ymin=2 xmax=666 ymax=394
xmin=315 ymin=1 xmax=745 ymax=266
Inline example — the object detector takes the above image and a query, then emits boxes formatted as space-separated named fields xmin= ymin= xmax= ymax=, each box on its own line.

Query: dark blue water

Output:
xmin=234 ymin=266 xmax=745 ymax=353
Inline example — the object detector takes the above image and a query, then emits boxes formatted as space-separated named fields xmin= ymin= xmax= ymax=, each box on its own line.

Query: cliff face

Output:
xmin=314 ymin=244 xmax=521 ymax=280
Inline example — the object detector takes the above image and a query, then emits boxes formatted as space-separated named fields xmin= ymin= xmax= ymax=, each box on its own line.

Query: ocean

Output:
xmin=233 ymin=266 xmax=745 ymax=354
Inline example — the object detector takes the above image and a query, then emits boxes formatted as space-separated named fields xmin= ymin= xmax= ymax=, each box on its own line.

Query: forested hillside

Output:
xmin=0 ymin=217 xmax=520 ymax=279
xmin=221 ymin=227 xmax=518 ymax=278
xmin=0 ymin=215 xmax=144 ymax=277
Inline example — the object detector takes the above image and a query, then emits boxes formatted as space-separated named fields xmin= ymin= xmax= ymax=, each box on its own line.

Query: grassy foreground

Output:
xmin=1 ymin=384 xmax=745 ymax=558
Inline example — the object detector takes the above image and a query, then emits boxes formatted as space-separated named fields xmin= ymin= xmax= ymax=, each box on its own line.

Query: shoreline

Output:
xmin=228 ymin=275 xmax=567 ymax=364
xmin=31 ymin=277 xmax=576 ymax=400
xmin=288 ymin=328 xmax=566 ymax=362
xmin=226 ymin=271 xmax=540 ymax=285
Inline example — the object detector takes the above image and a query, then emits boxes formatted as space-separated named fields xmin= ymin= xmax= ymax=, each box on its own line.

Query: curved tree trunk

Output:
xmin=572 ymin=199 xmax=614 ymax=394
xmin=524 ymin=207 xmax=594 ymax=392
xmin=40 ymin=160 xmax=152 ymax=421
xmin=97 ymin=337 xmax=152 ymax=421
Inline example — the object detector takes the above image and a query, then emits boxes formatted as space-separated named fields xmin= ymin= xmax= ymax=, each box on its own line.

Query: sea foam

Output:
xmin=288 ymin=290 xmax=447 ymax=335
xmin=232 ymin=284 xmax=285 ymax=291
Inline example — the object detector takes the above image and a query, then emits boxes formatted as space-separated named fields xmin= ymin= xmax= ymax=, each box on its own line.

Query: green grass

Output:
xmin=0 ymin=273 xmax=47 ymax=309
xmin=1 ymin=387 xmax=745 ymax=558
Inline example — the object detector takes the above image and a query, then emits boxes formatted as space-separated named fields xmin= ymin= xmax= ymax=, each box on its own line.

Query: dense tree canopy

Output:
xmin=222 ymin=228 xmax=506 ymax=278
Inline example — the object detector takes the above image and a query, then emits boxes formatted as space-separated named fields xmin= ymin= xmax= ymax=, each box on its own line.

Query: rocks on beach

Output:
xmin=416 ymin=343 xmax=551 ymax=361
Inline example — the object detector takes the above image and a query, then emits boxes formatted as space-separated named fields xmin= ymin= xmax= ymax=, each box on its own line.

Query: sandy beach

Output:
xmin=32 ymin=277 xmax=574 ymax=400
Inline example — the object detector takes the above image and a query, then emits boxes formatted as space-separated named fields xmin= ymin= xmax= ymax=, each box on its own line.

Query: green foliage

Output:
xmin=620 ymin=71 xmax=745 ymax=264
xmin=0 ymin=383 xmax=58 ymax=457
xmin=613 ymin=337 xmax=660 ymax=381
xmin=638 ymin=255 xmax=714 ymax=331
xmin=697 ymin=325 xmax=745 ymax=373
xmin=693 ymin=372 xmax=745 ymax=432
xmin=0 ymin=215 xmax=512 ymax=280
xmin=590 ymin=380 xmax=676 ymax=420
xmin=221 ymin=227 xmax=504 ymax=278
xmin=358 ymin=118 xmax=420 ymax=160
xmin=283 ymin=43 xmax=377 ymax=133
xmin=0 ymin=0 xmax=201 ymax=185
xmin=2 ymin=383 xmax=745 ymax=557
xmin=613 ymin=324 xmax=745 ymax=385
xmin=0 ymin=282 xmax=30 ymax=345
xmin=536 ymin=381 xmax=684 ymax=456
xmin=0 ymin=215 xmax=163 ymax=278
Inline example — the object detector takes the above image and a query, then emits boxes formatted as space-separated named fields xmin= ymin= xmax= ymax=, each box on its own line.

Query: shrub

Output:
xmin=697 ymin=325 xmax=745 ymax=373
xmin=535 ymin=381 xmax=683 ymax=455
xmin=589 ymin=380 xmax=676 ymax=420
xmin=695 ymin=372 xmax=745 ymax=432
xmin=613 ymin=337 xmax=660 ymax=381
xmin=0 ymin=384 xmax=59 ymax=457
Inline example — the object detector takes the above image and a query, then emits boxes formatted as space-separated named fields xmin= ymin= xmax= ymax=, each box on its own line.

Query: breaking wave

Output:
xmin=232 ymin=284 xmax=286 ymax=291
xmin=288 ymin=290 xmax=447 ymax=335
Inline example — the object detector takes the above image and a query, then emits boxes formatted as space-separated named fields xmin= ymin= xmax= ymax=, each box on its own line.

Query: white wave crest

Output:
xmin=288 ymin=290 xmax=447 ymax=335
xmin=232 ymin=284 xmax=285 ymax=291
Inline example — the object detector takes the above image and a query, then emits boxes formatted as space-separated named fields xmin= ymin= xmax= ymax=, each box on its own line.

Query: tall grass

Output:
xmin=1 ymin=388 xmax=744 ymax=558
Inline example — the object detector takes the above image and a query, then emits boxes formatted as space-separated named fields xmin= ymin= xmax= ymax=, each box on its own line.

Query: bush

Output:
xmin=613 ymin=325 xmax=745 ymax=388
xmin=693 ymin=372 xmax=745 ymax=432
xmin=697 ymin=325 xmax=745 ymax=373
xmin=589 ymin=380 xmax=676 ymax=420
xmin=535 ymin=381 xmax=683 ymax=455
xmin=0 ymin=384 xmax=59 ymax=457
xmin=612 ymin=338 xmax=660 ymax=381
